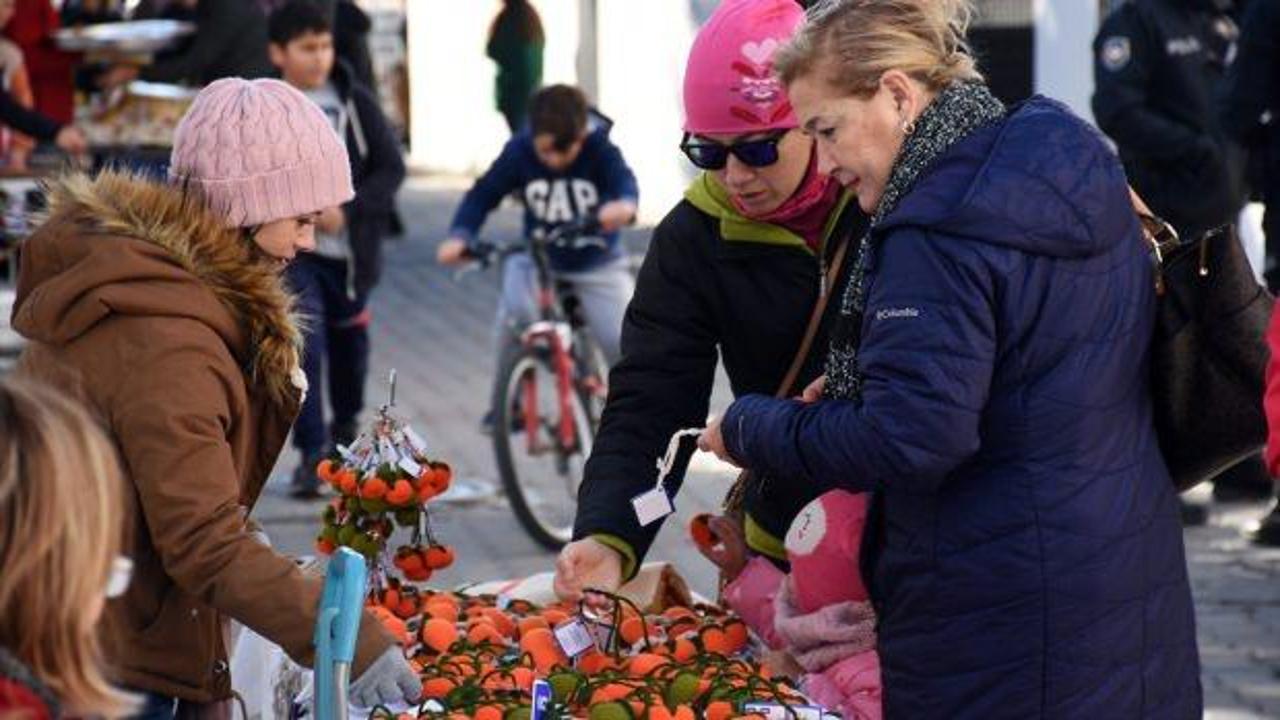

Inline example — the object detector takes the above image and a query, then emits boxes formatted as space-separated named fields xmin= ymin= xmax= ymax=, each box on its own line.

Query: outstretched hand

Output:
xmin=690 ymin=513 xmax=747 ymax=582
xmin=697 ymin=416 xmax=736 ymax=465
xmin=553 ymin=537 xmax=623 ymax=607
xmin=800 ymin=374 xmax=826 ymax=403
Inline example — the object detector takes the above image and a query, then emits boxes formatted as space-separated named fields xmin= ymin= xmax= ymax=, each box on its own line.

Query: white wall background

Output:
xmin=404 ymin=1 xmax=571 ymax=176
xmin=406 ymin=0 xmax=698 ymax=224
xmin=1033 ymin=0 xmax=1100 ymax=123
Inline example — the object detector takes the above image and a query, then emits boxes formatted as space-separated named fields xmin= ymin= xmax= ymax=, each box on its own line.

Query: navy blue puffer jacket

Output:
xmin=722 ymin=97 xmax=1201 ymax=719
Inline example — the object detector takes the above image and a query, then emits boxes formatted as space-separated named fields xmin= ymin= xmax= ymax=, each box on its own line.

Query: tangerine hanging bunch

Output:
xmin=313 ymin=372 xmax=456 ymax=585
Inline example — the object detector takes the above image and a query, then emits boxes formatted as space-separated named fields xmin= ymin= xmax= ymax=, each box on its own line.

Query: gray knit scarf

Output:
xmin=824 ymin=81 xmax=1006 ymax=400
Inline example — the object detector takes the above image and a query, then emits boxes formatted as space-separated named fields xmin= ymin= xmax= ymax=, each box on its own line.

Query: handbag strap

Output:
xmin=773 ymin=234 xmax=852 ymax=398
xmin=1128 ymin=186 xmax=1180 ymax=295
xmin=717 ymin=232 xmax=852 ymax=599
xmin=719 ymin=233 xmax=852 ymax=519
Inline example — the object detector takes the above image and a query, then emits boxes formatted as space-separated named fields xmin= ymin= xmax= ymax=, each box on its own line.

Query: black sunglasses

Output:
xmin=679 ymin=131 xmax=788 ymax=170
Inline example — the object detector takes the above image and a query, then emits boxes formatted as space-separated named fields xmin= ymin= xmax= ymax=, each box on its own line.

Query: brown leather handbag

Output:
xmin=1131 ymin=189 xmax=1274 ymax=491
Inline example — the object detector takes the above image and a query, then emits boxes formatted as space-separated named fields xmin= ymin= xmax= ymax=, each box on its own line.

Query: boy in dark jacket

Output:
xmin=437 ymin=84 xmax=638 ymax=428
xmin=269 ymin=0 xmax=406 ymax=497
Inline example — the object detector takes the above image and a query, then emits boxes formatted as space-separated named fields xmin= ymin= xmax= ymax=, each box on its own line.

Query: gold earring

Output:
xmin=902 ymin=118 xmax=916 ymax=135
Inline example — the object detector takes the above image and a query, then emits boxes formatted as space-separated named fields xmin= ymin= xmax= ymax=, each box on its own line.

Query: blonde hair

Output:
xmin=776 ymin=0 xmax=983 ymax=96
xmin=0 ymin=378 xmax=138 ymax=718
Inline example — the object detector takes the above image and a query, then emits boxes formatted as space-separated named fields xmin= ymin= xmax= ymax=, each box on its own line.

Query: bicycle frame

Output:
xmin=514 ymin=227 xmax=596 ymax=455
xmin=460 ymin=217 xmax=618 ymax=549
xmin=520 ymin=319 xmax=578 ymax=450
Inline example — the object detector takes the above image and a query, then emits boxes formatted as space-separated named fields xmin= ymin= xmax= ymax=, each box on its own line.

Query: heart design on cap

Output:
xmin=741 ymin=38 xmax=779 ymax=67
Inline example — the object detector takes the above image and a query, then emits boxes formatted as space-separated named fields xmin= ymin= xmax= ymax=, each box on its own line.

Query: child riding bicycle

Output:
xmin=437 ymin=84 xmax=638 ymax=430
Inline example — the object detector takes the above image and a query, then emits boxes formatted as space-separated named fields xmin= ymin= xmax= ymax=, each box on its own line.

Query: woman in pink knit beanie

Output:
xmin=8 ymin=77 xmax=422 ymax=714
xmin=169 ymin=76 xmax=356 ymax=267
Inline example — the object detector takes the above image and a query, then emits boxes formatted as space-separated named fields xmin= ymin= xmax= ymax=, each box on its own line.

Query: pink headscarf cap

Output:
xmin=682 ymin=0 xmax=805 ymax=135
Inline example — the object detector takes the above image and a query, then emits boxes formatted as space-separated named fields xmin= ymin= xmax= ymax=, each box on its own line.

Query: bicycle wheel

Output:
xmin=492 ymin=344 xmax=594 ymax=550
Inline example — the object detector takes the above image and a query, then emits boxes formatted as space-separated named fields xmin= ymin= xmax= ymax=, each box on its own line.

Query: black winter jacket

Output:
xmin=1092 ymin=0 xmax=1248 ymax=240
xmin=573 ymin=174 xmax=869 ymax=573
xmin=328 ymin=60 xmax=406 ymax=297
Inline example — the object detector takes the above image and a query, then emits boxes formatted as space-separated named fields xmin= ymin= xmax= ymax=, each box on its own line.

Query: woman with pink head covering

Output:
xmin=556 ymin=0 xmax=872 ymax=661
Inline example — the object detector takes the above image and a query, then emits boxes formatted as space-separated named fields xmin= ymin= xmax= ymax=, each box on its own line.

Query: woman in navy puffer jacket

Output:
xmin=698 ymin=1 xmax=1201 ymax=717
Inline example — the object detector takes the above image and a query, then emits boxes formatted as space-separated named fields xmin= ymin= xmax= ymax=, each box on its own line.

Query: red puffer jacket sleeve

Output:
xmin=1264 ymin=300 xmax=1280 ymax=477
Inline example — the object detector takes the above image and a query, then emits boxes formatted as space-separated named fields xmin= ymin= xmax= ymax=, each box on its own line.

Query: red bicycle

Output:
xmin=461 ymin=218 xmax=611 ymax=549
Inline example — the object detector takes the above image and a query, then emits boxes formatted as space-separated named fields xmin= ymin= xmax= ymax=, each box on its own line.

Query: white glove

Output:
xmin=348 ymin=647 xmax=421 ymax=708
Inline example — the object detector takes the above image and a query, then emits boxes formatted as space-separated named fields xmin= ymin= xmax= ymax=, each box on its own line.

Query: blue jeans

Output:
xmin=285 ymin=254 xmax=371 ymax=455
xmin=496 ymin=253 xmax=633 ymax=365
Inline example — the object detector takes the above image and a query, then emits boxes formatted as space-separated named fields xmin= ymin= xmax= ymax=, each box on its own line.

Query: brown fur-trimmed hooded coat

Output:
xmin=10 ymin=171 xmax=393 ymax=702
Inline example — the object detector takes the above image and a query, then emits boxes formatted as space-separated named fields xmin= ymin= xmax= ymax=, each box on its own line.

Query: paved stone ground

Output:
xmin=249 ymin=178 xmax=1280 ymax=718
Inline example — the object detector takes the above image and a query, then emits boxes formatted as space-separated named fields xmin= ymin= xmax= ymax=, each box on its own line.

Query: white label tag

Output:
xmin=378 ymin=438 xmax=397 ymax=465
xmin=336 ymin=443 xmax=355 ymax=461
xmin=403 ymin=426 xmax=428 ymax=454
xmin=632 ymin=487 xmax=674 ymax=527
xmin=553 ymin=619 xmax=597 ymax=659
xmin=398 ymin=454 xmax=422 ymax=477
xmin=741 ymin=703 xmax=827 ymax=720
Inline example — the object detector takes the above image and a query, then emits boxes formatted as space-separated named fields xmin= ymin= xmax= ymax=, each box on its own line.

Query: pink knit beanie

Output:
xmin=169 ymin=78 xmax=353 ymax=228
xmin=785 ymin=490 xmax=870 ymax=613
xmin=683 ymin=0 xmax=804 ymax=135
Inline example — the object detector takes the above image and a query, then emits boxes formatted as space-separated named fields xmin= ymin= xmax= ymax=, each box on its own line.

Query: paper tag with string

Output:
xmin=403 ymin=426 xmax=429 ymax=455
xmin=553 ymin=619 xmax=597 ymax=659
xmin=632 ymin=428 xmax=703 ymax=526
xmin=570 ymin=596 xmax=616 ymax=655
xmin=377 ymin=437 xmax=398 ymax=465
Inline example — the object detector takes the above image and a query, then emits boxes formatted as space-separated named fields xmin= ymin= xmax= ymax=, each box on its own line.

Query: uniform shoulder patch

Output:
xmin=1101 ymin=36 xmax=1132 ymax=71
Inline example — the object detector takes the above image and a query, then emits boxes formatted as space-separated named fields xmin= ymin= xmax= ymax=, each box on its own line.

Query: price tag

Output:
xmin=378 ymin=437 xmax=398 ymax=465
xmin=398 ymin=454 xmax=422 ymax=477
xmin=404 ymin=426 xmax=428 ymax=454
xmin=553 ymin=619 xmax=597 ymax=659
xmin=632 ymin=487 xmax=674 ymax=527
xmin=741 ymin=703 xmax=827 ymax=720
xmin=632 ymin=428 xmax=702 ymax=526
xmin=530 ymin=679 xmax=553 ymax=720
xmin=336 ymin=443 xmax=355 ymax=461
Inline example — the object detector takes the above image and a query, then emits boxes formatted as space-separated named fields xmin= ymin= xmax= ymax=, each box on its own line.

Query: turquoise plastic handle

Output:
xmin=327 ymin=549 xmax=366 ymax=663
xmin=313 ymin=548 xmax=367 ymax=719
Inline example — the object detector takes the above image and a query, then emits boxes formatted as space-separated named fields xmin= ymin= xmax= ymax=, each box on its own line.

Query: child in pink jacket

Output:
xmin=693 ymin=490 xmax=881 ymax=719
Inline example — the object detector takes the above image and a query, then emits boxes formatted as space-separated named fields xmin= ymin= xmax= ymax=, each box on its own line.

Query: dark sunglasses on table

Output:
xmin=679 ymin=130 xmax=788 ymax=170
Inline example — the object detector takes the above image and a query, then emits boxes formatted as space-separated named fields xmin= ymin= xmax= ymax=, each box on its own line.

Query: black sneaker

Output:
xmin=480 ymin=407 xmax=526 ymax=436
xmin=1211 ymin=455 xmax=1274 ymax=502
xmin=289 ymin=450 xmax=326 ymax=500
xmin=1247 ymin=500 xmax=1280 ymax=547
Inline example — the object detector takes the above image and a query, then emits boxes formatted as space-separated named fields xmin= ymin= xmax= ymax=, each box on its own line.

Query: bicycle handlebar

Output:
xmin=452 ymin=217 xmax=610 ymax=277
